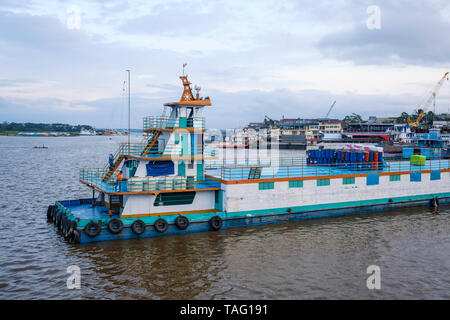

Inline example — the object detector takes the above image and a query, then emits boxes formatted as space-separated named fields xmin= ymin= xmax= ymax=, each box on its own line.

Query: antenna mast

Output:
xmin=126 ymin=69 xmax=130 ymax=146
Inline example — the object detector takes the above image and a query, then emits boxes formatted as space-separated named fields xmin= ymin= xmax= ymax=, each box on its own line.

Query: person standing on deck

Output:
xmin=108 ymin=153 xmax=114 ymax=171
xmin=116 ymin=170 xmax=124 ymax=192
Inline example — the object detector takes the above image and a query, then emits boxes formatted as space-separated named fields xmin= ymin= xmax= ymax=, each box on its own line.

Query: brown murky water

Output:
xmin=0 ymin=136 xmax=449 ymax=299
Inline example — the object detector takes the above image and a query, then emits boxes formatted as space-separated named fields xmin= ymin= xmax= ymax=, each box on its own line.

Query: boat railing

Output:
xmin=80 ymin=168 xmax=219 ymax=193
xmin=127 ymin=176 xmax=219 ymax=192
xmin=205 ymin=157 xmax=307 ymax=169
xmin=80 ymin=168 xmax=117 ymax=184
xmin=104 ymin=142 xmax=205 ymax=170
xmin=216 ymin=159 xmax=450 ymax=181
xmin=143 ymin=116 xmax=205 ymax=131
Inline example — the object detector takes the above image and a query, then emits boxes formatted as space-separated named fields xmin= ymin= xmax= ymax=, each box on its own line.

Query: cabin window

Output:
xmin=410 ymin=171 xmax=421 ymax=182
xmin=343 ymin=177 xmax=355 ymax=185
xmin=317 ymin=179 xmax=330 ymax=187
xmin=366 ymin=174 xmax=379 ymax=186
xmin=289 ymin=180 xmax=303 ymax=188
xmin=390 ymin=175 xmax=401 ymax=182
xmin=259 ymin=182 xmax=274 ymax=190
xmin=154 ymin=191 xmax=196 ymax=206
xmin=430 ymin=170 xmax=441 ymax=181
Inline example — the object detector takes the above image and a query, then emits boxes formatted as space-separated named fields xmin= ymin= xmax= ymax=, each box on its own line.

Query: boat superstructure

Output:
xmin=47 ymin=74 xmax=450 ymax=244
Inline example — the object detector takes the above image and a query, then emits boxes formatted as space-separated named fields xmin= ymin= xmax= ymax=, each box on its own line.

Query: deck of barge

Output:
xmin=57 ymin=199 xmax=120 ymax=220
xmin=205 ymin=159 xmax=450 ymax=181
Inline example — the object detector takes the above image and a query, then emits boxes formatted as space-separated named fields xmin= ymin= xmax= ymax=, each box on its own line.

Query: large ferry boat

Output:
xmin=47 ymin=74 xmax=450 ymax=244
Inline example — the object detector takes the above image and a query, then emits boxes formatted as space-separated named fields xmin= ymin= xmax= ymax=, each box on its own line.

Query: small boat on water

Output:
xmin=33 ymin=145 xmax=48 ymax=149
xmin=46 ymin=72 xmax=450 ymax=244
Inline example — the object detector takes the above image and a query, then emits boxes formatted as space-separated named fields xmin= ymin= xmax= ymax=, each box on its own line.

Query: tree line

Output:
xmin=0 ymin=122 xmax=95 ymax=133
xmin=343 ymin=110 xmax=450 ymax=128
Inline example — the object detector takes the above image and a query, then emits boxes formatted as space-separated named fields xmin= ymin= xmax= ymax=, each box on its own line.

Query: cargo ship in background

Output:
xmin=47 ymin=73 xmax=450 ymax=244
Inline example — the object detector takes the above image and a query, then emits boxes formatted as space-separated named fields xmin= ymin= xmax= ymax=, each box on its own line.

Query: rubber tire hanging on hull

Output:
xmin=84 ymin=221 xmax=102 ymax=238
xmin=47 ymin=205 xmax=56 ymax=222
xmin=51 ymin=206 xmax=58 ymax=222
xmin=209 ymin=216 xmax=222 ymax=231
xmin=61 ymin=215 xmax=70 ymax=236
xmin=174 ymin=216 xmax=189 ymax=230
xmin=154 ymin=218 xmax=169 ymax=233
xmin=69 ymin=229 xmax=81 ymax=244
xmin=131 ymin=220 xmax=146 ymax=235
xmin=108 ymin=218 xmax=124 ymax=234
xmin=65 ymin=220 xmax=78 ymax=240
xmin=54 ymin=210 xmax=62 ymax=227
xmin=430 ymin=197 xmax=439 ymax=208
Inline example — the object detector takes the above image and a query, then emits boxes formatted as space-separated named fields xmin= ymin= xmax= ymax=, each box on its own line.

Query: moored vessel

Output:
xmin=47 ymin=73 xmax=450 ymax=244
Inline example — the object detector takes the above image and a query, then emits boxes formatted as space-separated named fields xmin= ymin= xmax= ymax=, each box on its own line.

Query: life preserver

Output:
xmin=108 ymin=218 xmax=124 ymax=234
xmin=154 ymin=218 xmax=169 ymax=233
xmin=131 ymin=220 xmax=146 ymax=235
xmin=174 ymin=215 xmax=189 ymax=230
xmin=84 ymin=221 xmax=102 ymax=237
xmin=209 ymin=216 xmax=222 ymax=231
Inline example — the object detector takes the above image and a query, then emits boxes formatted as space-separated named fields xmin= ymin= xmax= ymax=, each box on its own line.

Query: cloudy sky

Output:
xmin=1 ymin=0 xmax=450 ymax=129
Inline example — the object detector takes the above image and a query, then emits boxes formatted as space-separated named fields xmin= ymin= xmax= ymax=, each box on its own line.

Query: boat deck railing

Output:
xmin=80 ymin=168 xmax=220 ymax=193
xmin=208 ymin=159 xmax=450 ymax=181
xmin=143 ymin=116 xmax=205 ymax=131
xmin=205 ymin=157 xmax=307 ymax=169
xmin=107 ymin=142 xmax=204 ymax=165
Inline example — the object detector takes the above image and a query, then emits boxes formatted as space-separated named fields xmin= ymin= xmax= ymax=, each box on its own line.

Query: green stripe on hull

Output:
xmin=224 ymin=191 xmax=450 ymax=219
xmin=69 ymin=191 xmax=450 ymax=228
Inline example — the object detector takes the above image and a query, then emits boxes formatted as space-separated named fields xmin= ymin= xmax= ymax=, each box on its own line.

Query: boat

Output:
xmin=47 ymin=74 xmax=450 ymax=244
xmin=33 ymin=144 xmax=48 ymax=149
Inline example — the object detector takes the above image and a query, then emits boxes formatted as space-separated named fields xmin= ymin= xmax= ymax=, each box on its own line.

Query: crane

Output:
xmin=264 ymin=115 xmax=278 ymax=127
xmin=325 ymin=101 xmax=336 ymax=119
xmin=407 ymin=72 xmax=449 ymax=127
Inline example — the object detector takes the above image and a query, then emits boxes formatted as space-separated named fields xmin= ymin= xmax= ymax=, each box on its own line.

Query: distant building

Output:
xmin=344 ymin=122 xmax=394 ymax=133
xmin=433 ymin=120 xmax=450 ymax=128
xmin=246 ymin=117 xmax=342 ymax=142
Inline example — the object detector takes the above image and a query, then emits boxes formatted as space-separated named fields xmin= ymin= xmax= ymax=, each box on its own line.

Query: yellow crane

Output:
xmin=407 ymin=72 xmax=449 ymax=127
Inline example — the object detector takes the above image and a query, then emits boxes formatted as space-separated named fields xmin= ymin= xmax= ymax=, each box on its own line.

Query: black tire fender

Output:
xmin=154 ymin=218 xmax=169 ymax=233
xmin=209 ymin=216 xmax=223 ymax=231
xmin=107 ymin=218 xmax=124 ymax=235
xmin=51 ymin=206 xmax=57 ymax=221
xmin=65 ymin=220 xmax=78 ymax=239
xmin=54 ymin=210 xmax=62 ymax=226
xmin=84 ymin=221 xmax=102 ymax=237
xmin=47 ymin=205 xmax=55 ymax=222
xmin=174 ymin=215 xmax=190 ymax=230
xmin=69 ymin=229 xmax=81 ymax=244
xmin=131 ymin=220 xmax=146 ymax=235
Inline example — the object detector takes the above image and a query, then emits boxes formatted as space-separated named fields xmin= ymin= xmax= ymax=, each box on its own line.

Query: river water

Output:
xmin=0 ymin=135 xmax=449 ymax=299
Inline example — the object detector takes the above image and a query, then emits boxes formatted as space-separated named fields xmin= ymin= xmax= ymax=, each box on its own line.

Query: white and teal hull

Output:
xmin=49 ymin=170 xmax=450 ymax=244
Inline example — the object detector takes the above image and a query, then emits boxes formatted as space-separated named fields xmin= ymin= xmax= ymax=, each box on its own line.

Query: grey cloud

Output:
xmin=317 ymin=1 xmax=450 ymax=65
xmin=0 ymin=78 xmax=37 ymax=87
xmin=119 ymin=2 xmax=228 ymax=36
xmin=145 ymin=83 xmax=179 ymax=91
